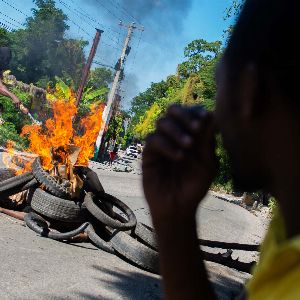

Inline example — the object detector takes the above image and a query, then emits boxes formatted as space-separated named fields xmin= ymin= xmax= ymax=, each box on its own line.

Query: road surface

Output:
xmin=0 ymin=151 xmax=268 ymax=299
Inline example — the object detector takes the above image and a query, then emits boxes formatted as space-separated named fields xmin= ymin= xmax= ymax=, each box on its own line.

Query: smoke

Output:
xmin=83 ymin=0 xmax=194 ymax=106
xmin=119 ymin=72 xmax=139 ymax=109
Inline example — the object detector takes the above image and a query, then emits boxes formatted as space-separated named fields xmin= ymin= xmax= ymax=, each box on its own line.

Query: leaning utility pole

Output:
xmin=94 ymin=22 xmax=144 ymax=159
xmin=76 ymin=28 xmax=103 ymax=107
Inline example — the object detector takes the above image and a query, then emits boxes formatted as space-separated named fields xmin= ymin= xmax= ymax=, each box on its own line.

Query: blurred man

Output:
xmin=143 ymin=0 xmax=300 ymax=299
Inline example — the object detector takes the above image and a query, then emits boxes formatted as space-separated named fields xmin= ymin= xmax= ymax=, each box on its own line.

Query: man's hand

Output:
xmin=142 ymin=104 xmax=218 ymax=300
xmin=142 ymin=104 xmax=217 ymax=221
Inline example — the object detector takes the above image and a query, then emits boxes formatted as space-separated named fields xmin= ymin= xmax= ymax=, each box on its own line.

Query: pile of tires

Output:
xmin=0 ymin=157 xmax=159 ymax=274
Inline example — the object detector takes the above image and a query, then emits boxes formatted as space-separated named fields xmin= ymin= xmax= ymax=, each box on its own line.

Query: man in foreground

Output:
xmin=142 ymin=0 xmax=300 ymax=299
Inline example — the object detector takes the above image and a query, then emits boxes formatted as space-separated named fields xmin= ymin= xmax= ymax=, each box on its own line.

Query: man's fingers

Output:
xmin=143 ymin=133 xmax=183 ymax=163
xmin=167 ymin=104 xmax=208 ymax=133
xmin=156 ymin=117 xmax=193 ymax=149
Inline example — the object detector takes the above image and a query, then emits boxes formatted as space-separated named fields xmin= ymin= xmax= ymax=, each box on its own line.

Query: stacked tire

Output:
xmin=1 ymin=157 xmax=160 ymax=274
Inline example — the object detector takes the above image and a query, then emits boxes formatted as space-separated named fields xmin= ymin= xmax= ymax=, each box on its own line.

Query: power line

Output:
xmin=0 ymin=0 xmax=30 ymax=18
xmin=61 ymin=0 xmax=124 ymax=46
xmin=0 ymin=18 xmax=20 ymax=31
xmin=92 ymin=0 xmax=123 ymax=22
xmin=0 ymin=11 xmax=24 ymax=27
xmin=106 ymin=0 xmax=142 ymax=25
xmin=0 ymin=21 xmax=15 ymax=32
xmin=57 ymin=0 xmax=92 ymax=37
xmin=68 ymin=0 xmax=120 ymax=35
xmin=129 ymin=30 xmax=143 ymax=71
xmin=93 ymin=60 xmax=114 ymax=69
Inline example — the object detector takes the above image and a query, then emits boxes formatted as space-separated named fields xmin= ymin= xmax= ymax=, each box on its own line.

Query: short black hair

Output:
xmin=224 ymin=0 xmax=299 ymax=103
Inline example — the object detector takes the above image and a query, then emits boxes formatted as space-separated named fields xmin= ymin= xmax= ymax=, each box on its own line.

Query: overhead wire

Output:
xmin=56 ymin=0 xmax=92 ymax=37
xmin=106 ymin=0 xmax=142 ymax=25
xmin=0 ymin=0 xmax=30 ymax=18
xmin=0 ymin=18 xmax=20 ymax=31
xmin=59 ymin=0 xmax=123 ymax=46
xmin=68 ymin=0 xmax=121 ymax=36
xmin=0 ymin=11 xmax=24 ymax=27
xmin=0 ymin=21 xmax=15 ymax=32
xmin=92 ymin=0 xmax=122 ymax=23
xmin=128 ymin=30 xmax=143 ymax=72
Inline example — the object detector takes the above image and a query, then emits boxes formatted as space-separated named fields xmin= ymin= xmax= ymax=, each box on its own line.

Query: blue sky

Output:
xmin=0 ymin=0 xmax=233 ymax=108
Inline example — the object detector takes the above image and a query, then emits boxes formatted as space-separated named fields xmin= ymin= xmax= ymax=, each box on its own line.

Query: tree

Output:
xmin=129 ymin=80 xmax=173 ymax=129
xmin=9 ymin=0 xmax=87 ymax=87
xmin=0 ymin=28 xmax=11 ymax=47
xmin=86 ymin=67 xmax=113 ymax=90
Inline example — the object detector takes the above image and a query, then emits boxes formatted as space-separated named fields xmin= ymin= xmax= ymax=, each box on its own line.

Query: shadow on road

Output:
xmin=77 ymin=265 xmax=162 ymax=300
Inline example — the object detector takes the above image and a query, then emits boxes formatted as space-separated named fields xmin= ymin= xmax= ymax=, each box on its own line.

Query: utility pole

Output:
xmin=94 ymin=22 xmax=144 ymax=159
xmin=76 ymin=28 xmax=103 ymax=107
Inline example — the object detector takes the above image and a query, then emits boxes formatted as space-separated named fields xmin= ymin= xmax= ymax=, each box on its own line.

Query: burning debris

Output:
xmin=3 ymin=85 xmax=104 ymax=198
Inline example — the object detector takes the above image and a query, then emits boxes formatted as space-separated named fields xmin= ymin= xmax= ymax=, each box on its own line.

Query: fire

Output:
xmin=2 ymin=141 xmax=34 ymax=175
xmin=74 ymin=104 xmax=104 ymax=165
xmin=4 ymin=84 xmax=104 ymax=174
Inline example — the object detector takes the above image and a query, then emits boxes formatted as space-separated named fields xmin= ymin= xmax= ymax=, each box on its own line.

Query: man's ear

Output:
xmin=238 ymin=63 xmax=259 ymax=121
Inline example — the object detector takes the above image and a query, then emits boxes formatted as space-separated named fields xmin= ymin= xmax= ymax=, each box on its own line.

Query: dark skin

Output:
xmin=142 ymin=57 xmax=300 ymax=299
xmin=0 ymin=78 xmax=29 ymax=115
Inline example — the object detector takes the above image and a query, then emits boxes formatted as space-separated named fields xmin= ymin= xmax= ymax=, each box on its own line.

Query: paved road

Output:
xmin=0 ymin=151 xmax=267 ymax=299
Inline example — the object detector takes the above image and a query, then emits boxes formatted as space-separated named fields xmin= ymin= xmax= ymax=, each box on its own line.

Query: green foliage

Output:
xmin=8 ymin=0 xmax=87 ymax=87
xmin=0 ymin=89 xmax=31 ymax=132
xmin=128 ymin=36 xmax=235 ymax=189
xmin=0 ymin=28 xmax=11 ymax=47
xmin=106 ymin=112 xmax=125 ymax=146
xmin=224 ymin=0 xmax=244 ymax=20
xmin=87 ymin=67 xmax=113 ymax=90
xmin=129 ymin=38 xmax=221 ymax=140
xmin=0 ymin=122 xmax=28 ymax=150
xmin=268 ymin=197 xmax=277 ymax=216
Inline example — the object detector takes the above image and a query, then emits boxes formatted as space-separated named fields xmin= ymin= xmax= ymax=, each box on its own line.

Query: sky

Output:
xmin=0 ymin=0 xmax=234 ymax=109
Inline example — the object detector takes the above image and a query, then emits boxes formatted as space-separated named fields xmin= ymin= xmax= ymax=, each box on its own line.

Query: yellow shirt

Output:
xmin=247 ymin=210 xmax=300 ymax=299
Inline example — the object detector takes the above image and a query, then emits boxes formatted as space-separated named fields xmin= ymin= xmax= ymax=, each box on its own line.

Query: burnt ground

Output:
xmin=0 ymin=151 xmax=269 ymax=299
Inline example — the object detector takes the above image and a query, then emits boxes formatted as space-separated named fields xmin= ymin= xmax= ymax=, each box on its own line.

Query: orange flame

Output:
xmin=2 ymin=141 xmax=34 ymax=175
xmin=16 ymin=86 xmax=104 ymax=171
xmin=74 ymin=104 xmax=104 ymax=165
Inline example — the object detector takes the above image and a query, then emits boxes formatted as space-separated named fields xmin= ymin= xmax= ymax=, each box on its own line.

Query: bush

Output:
xmin=0 ymin=122 xmax=28 ymax=150
xmin=268 ymin=197 xmax=277 ymax=216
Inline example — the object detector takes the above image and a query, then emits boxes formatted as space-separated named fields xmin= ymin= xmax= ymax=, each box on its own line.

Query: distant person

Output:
xmin=142 ymin=0 xmax=300 ymax=299
xmin=108 ymin=143 xmax=118 ymax=166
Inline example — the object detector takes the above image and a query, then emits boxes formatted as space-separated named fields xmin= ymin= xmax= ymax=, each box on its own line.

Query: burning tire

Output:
xmin=0 ymin=171 xmax=38 ymax=198
xmin=134 ymin=223 xmax=158 ymax=251
xmin=32 ymin=157 xmax=71 ymax=199
xmin=110 ymin=230 xmax=160 ymax=274
xmin=24 ymin=212 xmax=89 ymax=240
xmin=84 ymin=192 xmax=137 ymax=230
xmin=31 ymin=188 xmax=87 ymax=223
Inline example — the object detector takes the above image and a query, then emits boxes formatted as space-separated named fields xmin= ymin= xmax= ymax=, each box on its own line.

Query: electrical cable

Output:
xmin=0 ymin=0 xmax=30 ymax=18
xmin=0 ymin=11 xmax=24 ymax=27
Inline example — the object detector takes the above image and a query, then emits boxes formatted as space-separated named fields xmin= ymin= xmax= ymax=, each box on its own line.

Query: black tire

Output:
xmin=0 ymin=168 xmax=16 ymax=182
xmin=134 ymin=223 xmax=158 ymax=251
xmin=24 ymin=212 xmax=89 ymax=240
xmin=111 ymin=230 xmax=160 ymax=274
xmin=85 ymin=224 xmax=114 ymax=254
xmin=84 ymin=192 xmax=137 ymax=230
xmin=0 ymin=172 xmax=36 ymax=197
xmin=32 ymin=157 xmax=71 ymax=199
xmin=31 ymin=188 xmax=87 ymax=222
